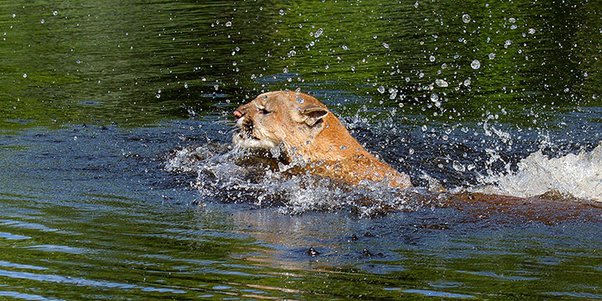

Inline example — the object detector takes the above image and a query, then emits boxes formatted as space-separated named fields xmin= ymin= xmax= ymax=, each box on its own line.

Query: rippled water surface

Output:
xmin=1 ymin=1 xmax=601 ymax=300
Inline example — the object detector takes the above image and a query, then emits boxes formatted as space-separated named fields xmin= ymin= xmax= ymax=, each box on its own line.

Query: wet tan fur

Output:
xmin=233 ymin=91 xmax=412 ymax=189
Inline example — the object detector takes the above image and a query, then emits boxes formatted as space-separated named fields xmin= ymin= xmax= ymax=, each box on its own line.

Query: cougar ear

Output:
xmin=301 ymin=105 xmax=328 ymax=126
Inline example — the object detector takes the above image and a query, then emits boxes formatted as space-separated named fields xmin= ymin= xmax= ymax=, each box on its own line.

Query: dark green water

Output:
xmin=0 ymin=1 xmax=601 ymax=300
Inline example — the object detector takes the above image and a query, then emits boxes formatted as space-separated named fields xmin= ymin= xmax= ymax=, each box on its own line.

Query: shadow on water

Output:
xmin=0 ymin=0 xmax=601 ymax=300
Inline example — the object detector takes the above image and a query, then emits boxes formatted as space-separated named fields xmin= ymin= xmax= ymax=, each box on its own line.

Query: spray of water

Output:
xmin=476 ymin=142 xmax=602 ymax=202
xmin=165 ymin=144 xmax=438 ymax=216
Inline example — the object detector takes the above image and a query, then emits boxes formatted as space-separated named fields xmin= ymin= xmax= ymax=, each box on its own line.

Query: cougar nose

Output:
xmin=233 ymin=110 xmax=243 ymax=118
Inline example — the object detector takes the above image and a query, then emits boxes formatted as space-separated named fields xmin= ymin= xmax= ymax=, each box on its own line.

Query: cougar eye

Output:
xmin=258 ymin=106 xmax=271 ymax=115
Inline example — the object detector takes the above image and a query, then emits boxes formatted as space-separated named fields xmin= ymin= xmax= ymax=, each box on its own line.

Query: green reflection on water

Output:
xmin=2 ymin=194 xmax=600 ymax=300
xmin=0 ymin=0 xmax=600 ymax=130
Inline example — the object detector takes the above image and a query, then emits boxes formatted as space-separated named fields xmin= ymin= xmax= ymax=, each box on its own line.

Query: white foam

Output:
xmin=165 ymin=144 xmax=427 ymax=216
xmin=477 ymin=142 xmax=602 ymax=202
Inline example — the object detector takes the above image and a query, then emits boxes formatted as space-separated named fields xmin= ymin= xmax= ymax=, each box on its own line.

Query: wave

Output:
xmin=475 ymin=142 xmax=602 ymax=202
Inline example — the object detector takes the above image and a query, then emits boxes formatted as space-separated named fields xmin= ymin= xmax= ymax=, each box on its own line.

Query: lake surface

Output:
xmin=0 ymin=1 xmax=601 ymax=300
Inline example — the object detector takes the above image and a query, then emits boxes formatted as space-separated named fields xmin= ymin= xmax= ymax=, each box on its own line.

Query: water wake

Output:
xmin=165 ymin=139 xmax=602 ymax=217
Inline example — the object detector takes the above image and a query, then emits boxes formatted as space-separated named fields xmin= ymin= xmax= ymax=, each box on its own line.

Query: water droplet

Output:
xmin=377 ymin=86 xmax=385 ymax=94
xmin=342 ymin=45 xmax=349 ymax=50
xmin=429 ymin=55 xmax=436 ymax=62
xmin=11 ymin=14 xmax=16 ymax=18
xmin=52 ymin=10 xmax=58 ymax=16
xmin=76 ymin=59 xmax=81 ymax=64
xmin=22 ymin=73 xmax=27 ymax=78
xmin=389 ymin=88 xmax=398 ymax=99
xmin=40 ymin=19 xmax=45 ymax=24
xmin=504 ymin=40 xmax=512 ymax=48
xmin=462 ymin=14 xmax=471 ymax=23
xmin=488 ymin=53 xmax=496 ymax=59
xmin=452 ymin=160 xmax=466 ymax=172
xmin=508 ymin=17 xmax=516 ymax=23
xmin=464 ymin=78 xmax=472 ymax=86
xmin=471 ymin=60 xmax=480 ymax=69
xmin=430 ymin=93 xmax=439 ymax=101
xmin=279 ymin=9 xmax=285 ymax=16
xmin=382 ymin=42 xmax=390 ymax=49
xmin=314 ymin=28 xmax=323 ymax=38
xmin=435 ymin=79 xmax=448 ymax=87
xmin=528 ymin=28 xmax=536 ymax=34
xmin=225 ymin=21 xmax=232 ymax=27
xmin=184 ymin=82 xmax=189 ymax=89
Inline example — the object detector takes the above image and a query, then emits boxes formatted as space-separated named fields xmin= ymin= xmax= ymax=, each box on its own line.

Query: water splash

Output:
xmin=476 ymin=142 xmax=602 ymax=202
xmin=165 ymin=144 xmax=435 ymax=216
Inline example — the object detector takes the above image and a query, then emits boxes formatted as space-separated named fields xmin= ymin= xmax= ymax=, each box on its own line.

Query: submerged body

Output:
xmin=232 ymin=91 xmax=412 ymax=189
